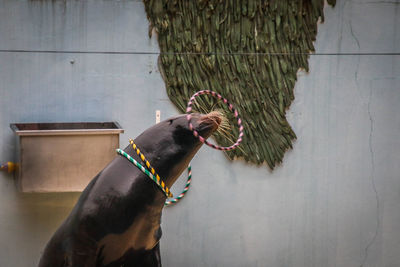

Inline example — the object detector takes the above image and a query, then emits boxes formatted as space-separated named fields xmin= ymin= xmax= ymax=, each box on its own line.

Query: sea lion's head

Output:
xmin=130 ymin=111 xmax=222 ymax=189
xmin=187 ymin=110 xmax=222 ymax=139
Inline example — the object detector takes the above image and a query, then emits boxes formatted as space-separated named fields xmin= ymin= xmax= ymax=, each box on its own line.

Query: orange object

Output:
xmin=0 ymin=162 xmax=16 ymax=173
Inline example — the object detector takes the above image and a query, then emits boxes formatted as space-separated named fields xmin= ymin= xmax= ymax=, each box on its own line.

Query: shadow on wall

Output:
xmin=0 ymin=169 xmax=80 ymax=265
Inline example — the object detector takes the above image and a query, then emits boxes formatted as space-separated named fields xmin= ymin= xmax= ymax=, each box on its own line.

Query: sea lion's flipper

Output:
xmin=135 ymin=243 xmax=162 ymax=267
xmin=148 ymin=243 xmax=162 ymax=267
xmin=103 ymin=243 xmax=162 ymax=267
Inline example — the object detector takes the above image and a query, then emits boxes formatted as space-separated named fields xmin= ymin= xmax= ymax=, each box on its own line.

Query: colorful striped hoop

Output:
xmin=116 ymin=149 xmax=173 ymax=198
xmin=164 ymin=165 xmax=192 ymax=206
xmin=186 ymin=90 xmax=244 ymax=151
xmin=128 ymin=139 xmax=192 ymax=206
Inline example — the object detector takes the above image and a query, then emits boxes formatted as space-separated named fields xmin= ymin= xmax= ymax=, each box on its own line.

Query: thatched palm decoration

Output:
xmin=143 ymin=0 xmax=335 ymax=169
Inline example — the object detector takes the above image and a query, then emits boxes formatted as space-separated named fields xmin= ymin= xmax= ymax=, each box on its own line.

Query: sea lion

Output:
xmin=38 ymin=112 xmax=221 ymax=267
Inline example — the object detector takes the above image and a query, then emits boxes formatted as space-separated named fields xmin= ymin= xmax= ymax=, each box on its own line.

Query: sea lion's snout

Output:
xmin=200 ymin=110 xmax=222 ymax=128
xmin=196 ymin=110 xmax=223 ymax=137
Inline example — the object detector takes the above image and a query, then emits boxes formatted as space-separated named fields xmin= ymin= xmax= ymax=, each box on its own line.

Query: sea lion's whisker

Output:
xmin=187 ymin=90 xmax=244 ymax=151
xmin=191 ymin=107 xmax=241 ymax=153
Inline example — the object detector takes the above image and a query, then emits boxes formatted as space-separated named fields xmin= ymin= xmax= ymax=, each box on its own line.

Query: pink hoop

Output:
xmin=186 ymin=90 xmax=244 ymax=151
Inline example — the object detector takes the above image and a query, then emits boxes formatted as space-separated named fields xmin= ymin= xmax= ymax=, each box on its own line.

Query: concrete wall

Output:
xmin=0 ymin=0 xmax=399 ymax=266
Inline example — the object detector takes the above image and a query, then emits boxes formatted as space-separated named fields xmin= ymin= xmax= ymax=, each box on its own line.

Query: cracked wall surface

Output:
xmin=0 ymin=0 xmax=399 ymax=266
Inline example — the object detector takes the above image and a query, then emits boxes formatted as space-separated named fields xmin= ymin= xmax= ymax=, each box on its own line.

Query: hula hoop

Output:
xmin=186 ymin=90 xmax=244 ymax=151
xmin=128 ymin=139 xmax=192 ymax=206
xmin=116 ymin=148 xmax=172 ymax=198
xmin=164 ymin=164 xmax=192 ymax=206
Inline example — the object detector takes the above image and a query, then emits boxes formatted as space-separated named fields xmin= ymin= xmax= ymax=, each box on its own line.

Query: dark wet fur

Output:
xmin=38 ymin=113 xmax=220 ymax=267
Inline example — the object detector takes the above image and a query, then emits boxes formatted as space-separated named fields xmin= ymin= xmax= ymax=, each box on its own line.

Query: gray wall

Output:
xmin=0 ymin=0 xmax=399 ymax=266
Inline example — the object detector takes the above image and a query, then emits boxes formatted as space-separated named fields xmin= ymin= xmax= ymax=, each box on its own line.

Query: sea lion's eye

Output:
xmin=169 ymin=119 xmax=173 ymax=125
